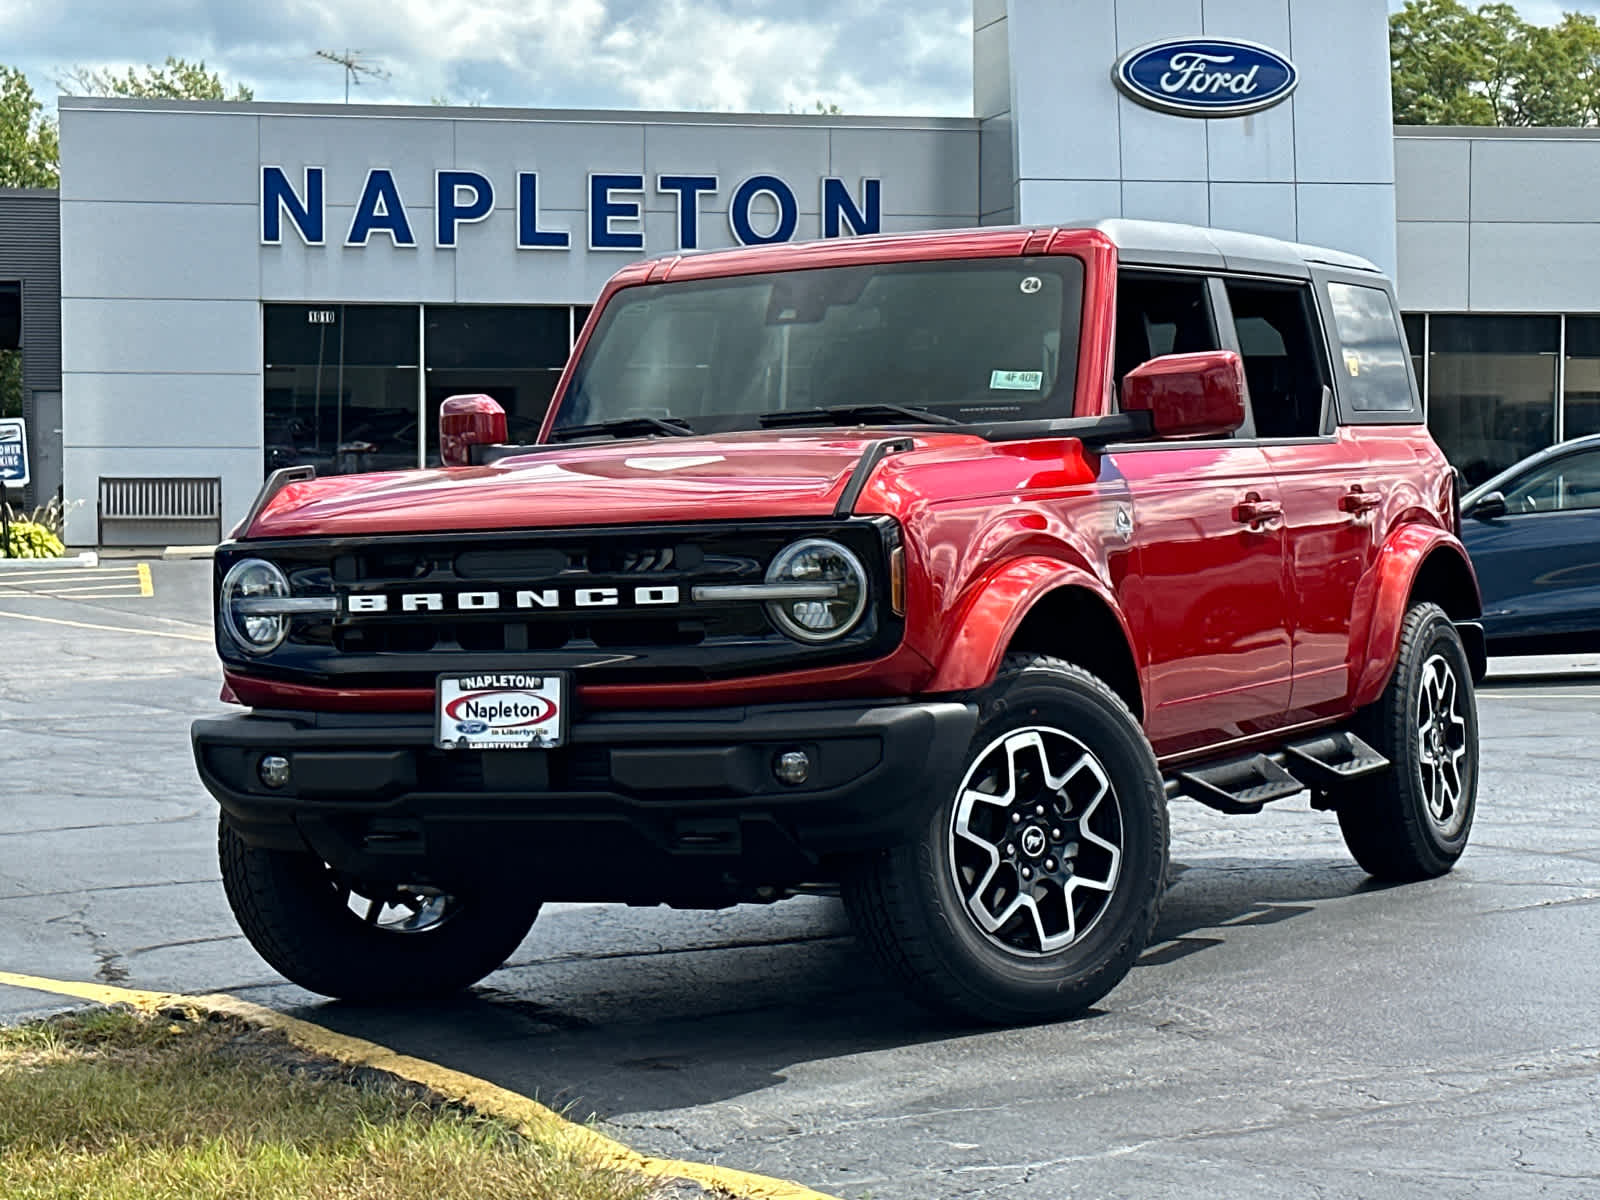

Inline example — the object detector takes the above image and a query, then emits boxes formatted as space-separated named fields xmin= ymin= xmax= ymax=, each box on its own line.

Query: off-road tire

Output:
xmin=843 ymin=654 xmax=1168 ymax=1025
xmin=219 ymin=820 xmax=541 ymax=1002
xmin=1339 ymin=602 xmax=1479 ymax=881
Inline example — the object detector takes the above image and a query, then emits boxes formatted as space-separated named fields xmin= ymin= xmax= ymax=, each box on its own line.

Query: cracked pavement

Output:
xmin=2 ymin=560 xmax=1598 ymax=1197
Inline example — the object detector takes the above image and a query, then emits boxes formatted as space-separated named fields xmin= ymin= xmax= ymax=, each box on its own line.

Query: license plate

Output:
xmin=435 ymin=672 xmax=567 ymax=750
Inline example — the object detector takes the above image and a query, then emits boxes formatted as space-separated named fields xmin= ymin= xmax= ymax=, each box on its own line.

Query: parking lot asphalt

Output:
xmin=2 ymin=558 xmax=1598 ymax=1198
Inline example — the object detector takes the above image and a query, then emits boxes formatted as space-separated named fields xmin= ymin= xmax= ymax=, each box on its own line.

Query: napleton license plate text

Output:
xmin=435 ymin=672 xmax=566 ymax=750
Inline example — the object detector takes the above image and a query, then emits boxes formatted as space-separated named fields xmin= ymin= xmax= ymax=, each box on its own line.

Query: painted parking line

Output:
xmin=0 ymin=563 xmax=151 ymax=599
xmin=0 ymin=609 xmax=211 ymax=642
xmin=1478 ymin=694 xmax=1600 ymax=704
xmin=0 ymin=970 xmax=838 ymax=1200
xmin=0 ymin=567 xmax=139 ymax=581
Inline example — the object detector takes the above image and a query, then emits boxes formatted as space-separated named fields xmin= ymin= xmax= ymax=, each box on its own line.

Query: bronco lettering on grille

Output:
xmin=345 ymin=585 xmax=682 ymax=615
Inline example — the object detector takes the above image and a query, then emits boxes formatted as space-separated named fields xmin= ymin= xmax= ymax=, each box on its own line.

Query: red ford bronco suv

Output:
xmin=193 ymin=220 xmax=1484 ymax=1024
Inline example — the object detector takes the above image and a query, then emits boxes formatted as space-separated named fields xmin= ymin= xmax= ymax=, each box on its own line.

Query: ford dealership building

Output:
xmin=21 ymin=0 xmax=1600 ymax=542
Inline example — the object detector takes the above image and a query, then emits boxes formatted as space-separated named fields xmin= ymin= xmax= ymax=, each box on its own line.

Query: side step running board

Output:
xmin=1167 ymin=732 xmax=1390 ymax=815
xmin=1173 ymin=755 xmax=1302 ymax=815
xmin=1280 ymin=732 xmax=1390 ymax=793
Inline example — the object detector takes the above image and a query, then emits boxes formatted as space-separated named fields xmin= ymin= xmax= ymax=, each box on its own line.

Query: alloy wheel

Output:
xmin=948 ymin=726 xmax=1124 ymax=957
xmin=1416 ymin=653 xmax=1470 ymax=838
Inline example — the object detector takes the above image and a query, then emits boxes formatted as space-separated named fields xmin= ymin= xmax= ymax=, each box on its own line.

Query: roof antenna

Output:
xmin=315 ymin=49 xmax=390 ymax=103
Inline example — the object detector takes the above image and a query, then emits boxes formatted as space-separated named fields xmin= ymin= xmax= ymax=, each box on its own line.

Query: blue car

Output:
xmin=1460 ymin=434 xmax=1600 ymax=653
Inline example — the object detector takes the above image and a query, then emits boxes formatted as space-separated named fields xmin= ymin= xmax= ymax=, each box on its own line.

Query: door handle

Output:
xmin=1233 ymin=495 xmax=1282 ymax=525
xmin=1339 ymin=487 xmax=1383 ymax=514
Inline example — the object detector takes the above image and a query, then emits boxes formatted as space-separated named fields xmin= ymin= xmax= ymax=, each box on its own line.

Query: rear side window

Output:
xmin=1326 ymin=282 xmax=1416 ymax=412
xmin=1224 ymin=280 xmax=1330 ymax=439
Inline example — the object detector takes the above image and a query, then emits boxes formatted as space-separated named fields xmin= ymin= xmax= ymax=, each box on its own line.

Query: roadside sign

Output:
xmin=0 ymin=418 xmax=27 ymax=487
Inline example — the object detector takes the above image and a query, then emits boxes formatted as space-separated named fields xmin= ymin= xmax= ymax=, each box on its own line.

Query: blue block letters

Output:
xmin=347 ymin=169 xmax=416 ymax=247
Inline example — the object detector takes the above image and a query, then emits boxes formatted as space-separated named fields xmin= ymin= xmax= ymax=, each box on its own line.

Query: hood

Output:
xmin=243 ymin=430 xmax=969 ymax=539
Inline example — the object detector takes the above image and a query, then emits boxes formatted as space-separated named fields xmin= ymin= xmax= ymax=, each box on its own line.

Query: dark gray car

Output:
xmin=1461 ymin=434 xmax=1600 ymax=653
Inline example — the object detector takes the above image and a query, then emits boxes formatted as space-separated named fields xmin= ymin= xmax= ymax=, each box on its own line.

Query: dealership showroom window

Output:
xmin=263 ymin=303 xmax=593 ymax=474
xmin=1411 ymin=313 xmax=1600 ymax=488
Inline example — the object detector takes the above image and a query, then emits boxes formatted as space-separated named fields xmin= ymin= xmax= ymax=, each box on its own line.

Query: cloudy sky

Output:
xmin=0 ymin=0 xmax=1594 ymax=117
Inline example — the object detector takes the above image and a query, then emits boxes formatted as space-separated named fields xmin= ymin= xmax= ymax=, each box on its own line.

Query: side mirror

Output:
xmin=1468 ymin=491 xmax=1507 ymax=520
xmin=1121 ymin=350 xmax=1247 ymax=440
xmin=439 ymin=394 xmax=507 ymax=467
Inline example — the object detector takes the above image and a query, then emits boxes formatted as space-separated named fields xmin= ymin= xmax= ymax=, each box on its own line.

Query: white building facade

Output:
xmin=52 ymin=0 xmax=1600 ymax=542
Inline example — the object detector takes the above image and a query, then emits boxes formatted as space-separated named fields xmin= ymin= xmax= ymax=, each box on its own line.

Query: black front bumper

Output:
xmin=192 ymin=699 xmax=977 ymax=903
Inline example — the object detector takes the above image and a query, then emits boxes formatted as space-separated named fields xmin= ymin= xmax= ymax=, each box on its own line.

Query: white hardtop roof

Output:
xmin=1090 ymin=218 xmax=1383 ymax=279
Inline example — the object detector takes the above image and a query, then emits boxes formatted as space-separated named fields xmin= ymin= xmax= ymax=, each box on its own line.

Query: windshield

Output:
xmin=555 ymin=256 xmax=1084 ymax=435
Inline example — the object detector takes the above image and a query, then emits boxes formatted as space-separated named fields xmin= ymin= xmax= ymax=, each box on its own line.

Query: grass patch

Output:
xmin=0 ymin=1005 xmax=661 ymax=1200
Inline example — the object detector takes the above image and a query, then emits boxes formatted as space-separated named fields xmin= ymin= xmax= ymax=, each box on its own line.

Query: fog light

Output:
xmin=774 ymin=749 xmax=811 ymax=786
xmin=258 ymin=754 xmax=291 ymax=789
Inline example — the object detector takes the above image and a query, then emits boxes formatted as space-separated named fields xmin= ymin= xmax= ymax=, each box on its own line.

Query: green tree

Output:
xmin=785 ymin=99 xmax=844 ymax=115
xmin=59 ymin=56 xmax=253 ymax=101
xmin=0 ymin=66 xmax=59 ymax=187
xmin=1390 ymin=0 xmax=1501 ymax=124
xmin=1391 ymin=0 xmax=1600 ymax=127
xmin=1513 ymin=13 xmax=1600 ymax=126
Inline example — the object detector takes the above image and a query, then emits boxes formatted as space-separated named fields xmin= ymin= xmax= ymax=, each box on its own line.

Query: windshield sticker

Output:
xmin=1019 ymin=276 xmax=1043 ymax=294
xmin=990 ymin=370 xmax=1044 ymax=391
xmin=1344 ymin=350 xmax=1362 ymax=377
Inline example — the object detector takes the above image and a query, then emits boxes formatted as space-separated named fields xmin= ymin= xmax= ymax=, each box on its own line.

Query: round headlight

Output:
xmin=765 ymin=538 xmax=869 ymax=642
xmin=221 ymin=558 xmax=291 ymax=654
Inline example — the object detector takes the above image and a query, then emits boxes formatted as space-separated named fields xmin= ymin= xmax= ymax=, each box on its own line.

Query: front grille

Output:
xmin=324 ymin=604 xmax=768 ymax=656
xmin=220 ymin=519 xmax=903 ymax=689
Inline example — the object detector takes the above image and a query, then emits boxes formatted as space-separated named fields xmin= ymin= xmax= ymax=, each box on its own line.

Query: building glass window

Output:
xmin=1402 ymin=313 xmax=1425 ymax=394
xmin=424 ymin=306 xmax=572 ymax=457
xmin=1427 ymin=315 xmax=1558 ymax=488
xmin=1563 ymin=316 xmax=1600 ymax=441
xmin=263 ymin=305 xmax=420 ymax=476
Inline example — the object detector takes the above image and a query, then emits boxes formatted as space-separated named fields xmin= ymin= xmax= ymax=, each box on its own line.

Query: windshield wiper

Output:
xmin=548 ymin=416 xmax=695 ymax=442
xmin=758 ymin=404 xmax=959 ymax=429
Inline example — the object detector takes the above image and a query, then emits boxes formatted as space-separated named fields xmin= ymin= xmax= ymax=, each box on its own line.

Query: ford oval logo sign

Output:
xmin=1112 ymin=37 xmax=1298 ymax=118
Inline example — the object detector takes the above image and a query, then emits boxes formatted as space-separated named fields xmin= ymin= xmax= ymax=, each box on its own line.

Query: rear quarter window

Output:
xmin=1326 ymin=282 xmax=1417 ymax=413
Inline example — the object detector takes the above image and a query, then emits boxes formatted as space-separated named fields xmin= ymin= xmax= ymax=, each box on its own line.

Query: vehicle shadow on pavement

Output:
xmin=1141 ymin=853 xmax=1385 ymax=967
xmin=283 ymin=926 xmax=955 ymax=1121
xmin=270 ymin=854 xmax=1378 ymax=1123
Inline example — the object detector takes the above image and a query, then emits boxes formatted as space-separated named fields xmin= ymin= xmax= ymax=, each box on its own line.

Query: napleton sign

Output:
xmin=260 ymin=167 xmax=884 ymax=252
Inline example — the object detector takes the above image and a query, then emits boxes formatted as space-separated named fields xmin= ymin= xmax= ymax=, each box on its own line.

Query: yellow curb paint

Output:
xmin=0 ymin=609 xmax=211 ymax=642
xmin=0 ymin=970 xmax=840 ymax=1200
xmin=137 ymin=562 xmax=153 ymax=597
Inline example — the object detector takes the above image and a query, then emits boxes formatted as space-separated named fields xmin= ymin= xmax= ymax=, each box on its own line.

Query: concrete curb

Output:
xmin=1484 ymin=654 xmax=1600 ymax=682
xmin=0 ymin=970 xmax=839 ymax=1200
xmin=0 ymin=550 xmax=98 ymax=569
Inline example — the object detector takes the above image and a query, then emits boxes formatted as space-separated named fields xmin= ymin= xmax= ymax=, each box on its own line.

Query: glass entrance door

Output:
xmin=263 ymin=304 xmax=420 ymax=476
